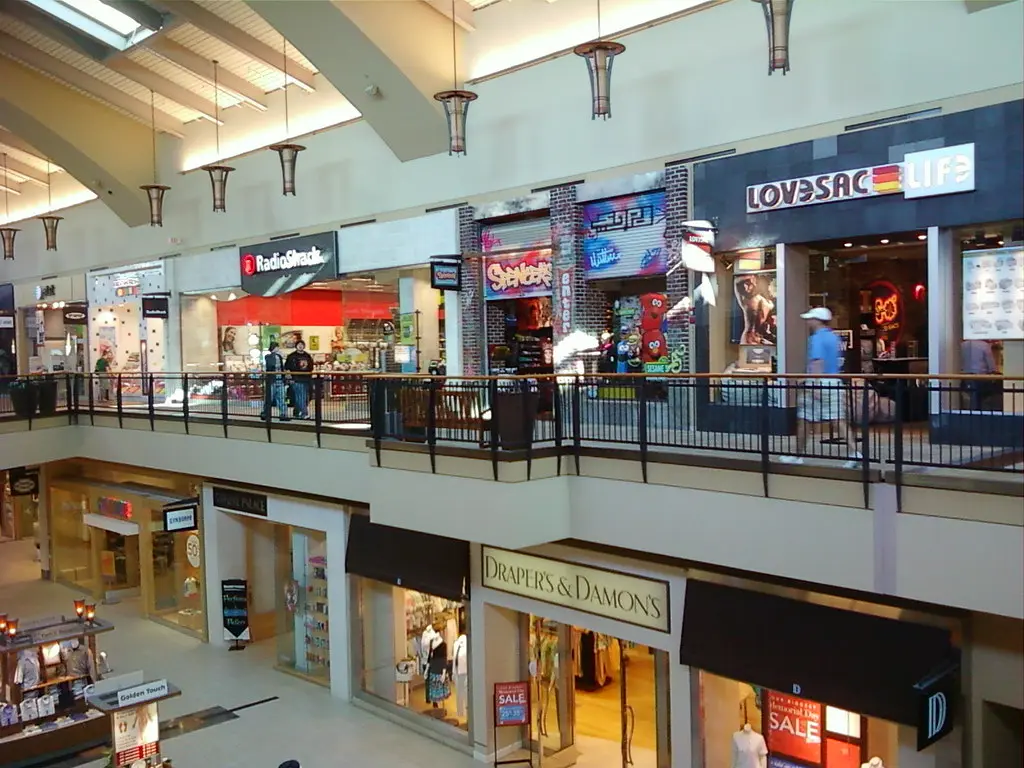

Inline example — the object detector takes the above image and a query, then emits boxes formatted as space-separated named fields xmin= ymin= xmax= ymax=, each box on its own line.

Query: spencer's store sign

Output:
xmin=239 ymin=231 xmax=339 ymax=297
xmin=481 ymin=546 xmax=670 ymax=632
xmin=746 ymin=143 xmax=976 ymax=213
xmin=483 ymin=249 xmax=553 ymax=300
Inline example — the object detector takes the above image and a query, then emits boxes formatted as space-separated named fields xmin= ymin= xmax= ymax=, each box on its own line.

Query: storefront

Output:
xmin=345 ymin=515 xmax=472 ymax=745
xmin=86 ymin=261 xmax=172 ymax=400
xmin=480 ymin=217 xmax=555 ymax=375
xmin=202 ymin=485 xmax=351 ymax=692
xmin=680 ymin=580 xmax=962 ymax=768
xmin=692 ymin=101 xmax=1024 ymax=438
xmin=474 ymin=544 xmax=683 ymax=768
xmin=45 ymin=461 xmax=206 ymax=639
xmin=13 ymin=274 xmax=87 ymax=375
xmin=1 ymin=466 xmax=40 ymax=542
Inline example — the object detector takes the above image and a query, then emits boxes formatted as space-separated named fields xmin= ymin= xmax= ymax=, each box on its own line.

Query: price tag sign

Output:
xmin=494 ymin=681 xmax=530 ymax=727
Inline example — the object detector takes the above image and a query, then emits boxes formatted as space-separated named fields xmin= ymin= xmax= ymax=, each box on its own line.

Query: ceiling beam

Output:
xmin=0 ymin=155 xmax=49 ymax=186
xmin=964 ymin=0 xmax=1015 ymax=11
xmin=0 ymin=126 xmax=45 ymax=158
xmin=0 ymin=181 xmax=24 ymax=196
xmin=105 ymin=0 xmax=168 ymax=31
xmin=0 ymin=55 xmax=155 ymax=227
xmin=421 ymin=0 xmax=476 ymax=31
xmin=0 ymin=32 xmax=186 ymax=136
xmin=144 ymin=37 xmax=267 ymax=111
xmin=150 ymin=0 xmax=316 ymax=91
xmin=105 ymin=57 xmax=221 ymax=122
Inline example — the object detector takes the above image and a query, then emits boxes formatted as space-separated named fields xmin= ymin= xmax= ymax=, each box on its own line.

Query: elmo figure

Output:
xmin=642 ymin=330 xmax=666 ymax=363
xmin=639 ymin=293 xmax=668 ymax=333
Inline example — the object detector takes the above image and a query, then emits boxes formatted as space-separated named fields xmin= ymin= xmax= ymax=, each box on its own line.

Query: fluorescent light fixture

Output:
xmin=23 ymin=0 xmax=157 ymax=51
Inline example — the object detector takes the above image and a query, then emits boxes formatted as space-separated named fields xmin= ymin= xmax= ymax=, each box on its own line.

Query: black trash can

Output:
xmin=36 ymin=376 xmax=59 ymax=417
xmin=495 ymin=389 xmax=539 ymax=450
xmin=9 ymin=379 xmax=36 ymax=419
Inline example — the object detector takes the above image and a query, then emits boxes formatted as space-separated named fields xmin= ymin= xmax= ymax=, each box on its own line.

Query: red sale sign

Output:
xmin=764 ymin=691 xmax=823 ymax=765
xmin=494 ymin=681 xmax=530 ymax=727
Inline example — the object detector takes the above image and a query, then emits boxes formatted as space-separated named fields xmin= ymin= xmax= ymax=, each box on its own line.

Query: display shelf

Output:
xmin=20 ymin=674 xmax=88 ymax=693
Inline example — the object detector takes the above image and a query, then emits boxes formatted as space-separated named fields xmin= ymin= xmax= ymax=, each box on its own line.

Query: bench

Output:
xmin=397 ymin=386 xmax=486 ymax=445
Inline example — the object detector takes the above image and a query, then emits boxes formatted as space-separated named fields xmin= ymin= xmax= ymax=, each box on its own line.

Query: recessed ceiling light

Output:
xmin=844 ymin=242 xmax=853 ymax=248
xmin=880 ymin=239 xmax=890 ymax=244
xmin=917 ymin=234 xmax=927 ymax=241
xmin=860 ymin=244 xmax=869 ymax=249
xmin=998 ymin=240 xmax=1005 ymax=245
xmin=228 ymin=292 xmax=237 ymax=301
xmin=210 ymin=294 xmax=218 ymax=300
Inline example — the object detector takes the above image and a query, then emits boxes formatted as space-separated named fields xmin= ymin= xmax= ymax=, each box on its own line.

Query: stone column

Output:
xmin=458 ymin=206 xmax=484 ymax=375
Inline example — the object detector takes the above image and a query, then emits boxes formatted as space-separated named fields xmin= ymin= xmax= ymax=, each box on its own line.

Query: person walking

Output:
xmin=285 ymin=340 xmax=314 ymax=419
xmin=780 ymin=307 xmax=862 ymax=467
xmin=260 ymin=342 xmax=289 ymax=421
xmin=94 ymin=349 xmax=114 ymax=403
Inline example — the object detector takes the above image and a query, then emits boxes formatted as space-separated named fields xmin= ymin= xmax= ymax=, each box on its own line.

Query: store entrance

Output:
xmin=92 ymin=529 xmax=141 ymax=601
xmin=526 ymin=616 xmax=669 ymax=768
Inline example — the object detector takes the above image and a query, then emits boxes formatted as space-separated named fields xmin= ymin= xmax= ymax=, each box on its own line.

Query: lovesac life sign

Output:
xmin=481 ymin=546 xmax=670 ymax=632
xmin=239 ymin=232 xmax=338 ymax=297
xmin=746 ymin=143 xmax=976 ymax=213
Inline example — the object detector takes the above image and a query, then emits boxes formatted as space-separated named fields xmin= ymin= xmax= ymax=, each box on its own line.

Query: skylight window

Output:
xmin=23 ymin=0 xmax=157 ymax=51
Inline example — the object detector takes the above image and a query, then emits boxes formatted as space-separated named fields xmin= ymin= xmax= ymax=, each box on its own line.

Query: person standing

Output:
xmin=960 ymin=338 xmax=999 ymax=410
xmin=260 ymin=342 xmax=289 ymax=421
xmin=780 ymin=307 xmax=862 ymax=467
xmin=285 ymin=340 xmax=314 ymax=419
xmin=94 ymin=349 xmax=114 ymax=403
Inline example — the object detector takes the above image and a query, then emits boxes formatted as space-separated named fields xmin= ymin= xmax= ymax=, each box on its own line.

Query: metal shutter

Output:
xmin=482 ymin=218 xmax=551 ymax=253
xmin=581 ymin=191 xmax=668 ymax=279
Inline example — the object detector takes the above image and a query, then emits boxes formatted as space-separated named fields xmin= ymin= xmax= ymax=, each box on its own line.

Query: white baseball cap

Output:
xmin=800 ymin=307 xmax=833 ymax=322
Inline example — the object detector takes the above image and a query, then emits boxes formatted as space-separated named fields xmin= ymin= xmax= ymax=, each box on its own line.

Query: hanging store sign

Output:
xmin=481 ymin=546 xmax=670 ymax=632
xmin=582 ymin=191 xmax=668 ymax=280
xmin=162 ymin=499 xmax=199 ymax=533
xmin=914 ymin=660 xmax=959 ymax=751
xmin=239 ymin=231 xmax=339 ymax=297
xmin=430 ymin=256 xmax=463 ymax=291
xmin=483 ymin=249 xmax=553 ymax=300
xmin=62 ymin=303 xmax=88 ymax=324
xmin=141 ymin=296 xmax=169 ymax=320
xmin=212 ymin=487 xmax=268 ymax=517
xmin=554 ymin=263 xmax=574 ymax=336
xmin=746 ymin=143 xmax=976 ymax=213
xmin=8 ymin=466 xmax=40 ymax=496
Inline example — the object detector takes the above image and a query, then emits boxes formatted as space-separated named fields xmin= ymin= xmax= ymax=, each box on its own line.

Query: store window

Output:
xmin=49 ymin=486 xmax=92 ymax=592
xmin=353 ymin=577 xmax=469 ymax=731
xmin=149 ymin=506 xmax=205 ymax=637
xmin=275 ymin=527 xmax=330 ymax=683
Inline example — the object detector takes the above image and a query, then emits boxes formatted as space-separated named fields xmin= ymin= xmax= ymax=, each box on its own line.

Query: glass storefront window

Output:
xmin=352 ymin=576 xmax=469 ymax=733
xmin=275 ymin=527 xmax=330 ymax=683
xmin=50 ymin=487 xmax=92 ymax=593
xmin=149 ymin=506 xmax=206 ymax=638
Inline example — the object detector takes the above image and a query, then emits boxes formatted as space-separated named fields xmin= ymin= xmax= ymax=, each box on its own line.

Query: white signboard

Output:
xmin=116 ymin=679 xmax=169 ymax=708
xmin=963 ymin=246 xmax=1024 ymax=340
xmin=113 ymin=702 xmax=159 ymax=766
xmin=481 ymin=546 xmax=670 ymax=632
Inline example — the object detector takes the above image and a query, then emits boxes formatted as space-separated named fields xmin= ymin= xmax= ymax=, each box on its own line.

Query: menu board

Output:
xmin=962 ymin=246 xmax=1024 ymax=340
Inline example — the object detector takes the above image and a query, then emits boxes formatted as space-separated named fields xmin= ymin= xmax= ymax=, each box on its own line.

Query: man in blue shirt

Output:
xmin=779 ymin=307 xmax=862 ymax=467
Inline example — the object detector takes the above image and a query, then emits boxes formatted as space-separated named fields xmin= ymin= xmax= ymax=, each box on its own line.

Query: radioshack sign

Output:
xmin=239 ymin=232 xmax=338 ymax=297
xmin=746 ymin=143 xmax=975 ymax=213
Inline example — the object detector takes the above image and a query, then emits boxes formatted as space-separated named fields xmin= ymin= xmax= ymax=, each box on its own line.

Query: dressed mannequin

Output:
xmin=861 ymin=759 xmax=885 ymax=768
xmin=425 ymin=624 xmax=450 ymax=709
xmin=732 ymin=723 xmax=768 ymax=768
xmin=452 ymin=633 xmax=468 ymax=719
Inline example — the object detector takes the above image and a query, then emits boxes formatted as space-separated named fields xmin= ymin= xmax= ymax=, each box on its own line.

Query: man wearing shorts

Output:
xmin=780 ymin=307 xmax=862 ymax=467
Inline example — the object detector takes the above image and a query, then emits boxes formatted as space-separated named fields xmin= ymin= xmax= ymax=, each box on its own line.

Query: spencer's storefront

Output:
xmin=692 ymin=100 xmax=1023 ymax=444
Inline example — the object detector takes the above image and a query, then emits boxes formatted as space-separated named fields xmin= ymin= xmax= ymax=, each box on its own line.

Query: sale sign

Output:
xmin=764 ymin=691 xmax=823 ymax=765
xmin=494 ymin=681 xmax=530 ymax=727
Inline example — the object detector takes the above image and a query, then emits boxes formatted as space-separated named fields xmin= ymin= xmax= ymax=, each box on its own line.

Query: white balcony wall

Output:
xmin=1 ymin=0 xmax=1021 ymax=284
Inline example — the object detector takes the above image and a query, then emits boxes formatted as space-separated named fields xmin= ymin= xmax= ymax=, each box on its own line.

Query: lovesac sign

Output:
xmin=746 ymin=143 xmax=976 ymax=213
xmin=239 ymin=232 xmax=338 ymax=297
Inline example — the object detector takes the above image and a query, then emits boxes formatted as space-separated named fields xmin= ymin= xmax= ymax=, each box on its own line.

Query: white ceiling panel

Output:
xmin=167 ymin=22 xmax=284 ymax=93
xmin=191 ymin=0 xmax=318 ymax=72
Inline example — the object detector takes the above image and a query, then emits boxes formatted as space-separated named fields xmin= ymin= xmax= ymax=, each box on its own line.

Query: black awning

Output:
xmin=345 ymin=514 xmax=469 ymax=602
xmin=679 ymin=580 xmax=957 ymax=726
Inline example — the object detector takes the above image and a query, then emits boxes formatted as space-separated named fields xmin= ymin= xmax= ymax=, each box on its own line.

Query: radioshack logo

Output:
xmin=241 ymin=246 xmax=325 ymax=276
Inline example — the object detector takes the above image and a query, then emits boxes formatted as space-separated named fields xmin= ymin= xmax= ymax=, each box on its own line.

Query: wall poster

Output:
xmin=731 ymin=272 xmax=777 ymax=346
xmin=582 ymin=191 xmax=668 ymax=280
xmin=962 ymin=246 xmax=1023 ymax=340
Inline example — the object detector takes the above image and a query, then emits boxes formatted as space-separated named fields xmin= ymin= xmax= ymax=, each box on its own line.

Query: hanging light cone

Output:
xmin=141 ymin=184 xmax=171 ymax=227
xmin=433 ymin=90 xmax=477 ymax=156
xmin=752 ymin=0 xmax=794 ymax=75
xmin=0 ymin=227 xmax=17 ymax=261
xmin=38 ymin=215 xmax=62 ymax=251
xmin=574 ymin=40 xmax=625 ymax=119
xmin=200 ymin=165 xmax=234 ymax=213
xmin=268 ymin=144 xmax=305 ymax=195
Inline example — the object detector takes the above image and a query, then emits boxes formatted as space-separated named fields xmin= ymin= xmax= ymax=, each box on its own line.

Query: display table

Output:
xmin=0 ymin=615 xmax=115 ymax=768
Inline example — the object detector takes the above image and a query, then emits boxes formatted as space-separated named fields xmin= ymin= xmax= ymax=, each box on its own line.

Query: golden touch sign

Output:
xmin=481 ymin=546 xmax=670 ymax=632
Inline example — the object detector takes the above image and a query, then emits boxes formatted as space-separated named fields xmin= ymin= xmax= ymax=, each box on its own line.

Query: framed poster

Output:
xmin=963 ymin=246 xmax=1024 ymax=340
xmin=221 ymin=579 xmax=251 ymax=642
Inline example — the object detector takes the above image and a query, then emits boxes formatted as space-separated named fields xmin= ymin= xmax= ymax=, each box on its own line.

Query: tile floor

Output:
xmin=0 ymin=540 xmax=478 ymax=768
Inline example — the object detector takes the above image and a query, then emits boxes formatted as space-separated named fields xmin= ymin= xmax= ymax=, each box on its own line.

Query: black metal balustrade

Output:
xmin=2 ymin=372 xmax=1021 ymax=499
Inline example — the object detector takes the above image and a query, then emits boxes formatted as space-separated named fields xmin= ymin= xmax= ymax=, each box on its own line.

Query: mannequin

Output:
xmin=452 ymin=633 xmax=468 ymax=720
xmin=862 ymin=759 xmax=885 ymax=768
xmin=425 ymin=622 xmax=450 ymax=710
xmin=732 ymin=723 xmax=768 ymax=768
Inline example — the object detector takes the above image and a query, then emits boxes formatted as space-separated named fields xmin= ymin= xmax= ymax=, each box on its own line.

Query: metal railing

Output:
xmin=2 ymin=371 xmax=1021 ymax=493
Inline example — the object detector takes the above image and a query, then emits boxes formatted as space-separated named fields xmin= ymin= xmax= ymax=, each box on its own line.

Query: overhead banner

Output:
xmin=239 ymin=231 xmax=339 ymax=297
xmin=221 ymin=579 xmax=251 ymax=642
xmin=582 ymin=191 xmax=668 ymax=280
xmin=483 ymin=249 xmax=553 ymax=300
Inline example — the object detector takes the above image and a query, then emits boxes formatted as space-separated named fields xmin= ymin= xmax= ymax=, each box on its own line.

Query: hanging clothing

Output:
xmin=452 ymin=634 xmax=468 ymax=676
xmin=14 ymin=651 xmax=40 ymax=688
xmin=419 ymin=626 xmax=440 ymax=675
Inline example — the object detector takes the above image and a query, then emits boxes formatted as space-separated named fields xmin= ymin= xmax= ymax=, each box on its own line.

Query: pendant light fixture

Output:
xmin=433 ymin=0 xmax=477 ymax=156
xmin=38 ymin=159 xmax=62 ymax=250
xmin=753 ymin=0 xmax=794 ymax=75
xmin=200 ymin=60 xmax=234 ymax=212
xmin=0 ymin=154 xmax=17 ymax=261
xmin=140 ymin=90 xmax=170 ymax=227
xmin=574 ymin=0 xmax=625 ymax=119
xmin=268 ymin=35 xmax=305 ymax=196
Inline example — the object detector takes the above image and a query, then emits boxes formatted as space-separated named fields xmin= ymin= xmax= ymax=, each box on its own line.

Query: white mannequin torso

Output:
xmin=862 ymin=760 xmax=885 ymax=768
xmin=732 ymin=725 xmax=768 ymax=768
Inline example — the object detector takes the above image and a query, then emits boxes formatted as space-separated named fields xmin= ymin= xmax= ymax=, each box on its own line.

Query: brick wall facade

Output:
xmin=663 ymin=163 xmax=691 ymax=371
xmin=457 ymin=206 xmax=483 ymax=375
